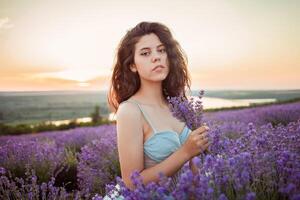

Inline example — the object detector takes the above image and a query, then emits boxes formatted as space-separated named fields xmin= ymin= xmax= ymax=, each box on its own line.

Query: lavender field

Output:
xmin=0 ymin=102 xmax=299 ymax=200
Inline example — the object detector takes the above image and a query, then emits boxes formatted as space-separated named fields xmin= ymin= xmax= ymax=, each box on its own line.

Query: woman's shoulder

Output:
xmin=117 ymin=99 xmax=141 ymax=119
xmin=116 ymin=99 xmax=143 ymax=132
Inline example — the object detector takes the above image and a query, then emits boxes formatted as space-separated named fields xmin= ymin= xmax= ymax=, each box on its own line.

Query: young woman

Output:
xmin=107 ymin=21 xmax=210 ymax=193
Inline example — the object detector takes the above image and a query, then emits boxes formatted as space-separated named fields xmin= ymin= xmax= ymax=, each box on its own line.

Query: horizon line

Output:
xmin=1 ymin=88 xmax=300 ymax=93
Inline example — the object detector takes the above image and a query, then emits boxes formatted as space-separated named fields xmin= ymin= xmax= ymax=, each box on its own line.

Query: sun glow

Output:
xmin=37 ymin=68 xmax=101 ymax=82
xmin=77 ymin=82 xmax=90 ymax=87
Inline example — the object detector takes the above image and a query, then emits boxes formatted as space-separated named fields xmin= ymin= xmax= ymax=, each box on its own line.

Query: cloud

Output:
xmin=0 ymin=17 xmax=14 ymax=31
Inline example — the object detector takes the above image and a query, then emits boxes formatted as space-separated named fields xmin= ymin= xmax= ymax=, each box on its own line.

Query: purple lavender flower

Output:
xmin=167 ymin=90 xmax=204 ymax=131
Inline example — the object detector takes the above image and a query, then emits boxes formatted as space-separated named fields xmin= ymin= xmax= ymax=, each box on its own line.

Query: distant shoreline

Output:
xmin=1 ymin=90 xmax=300 ymax=126
xmin=204 ymin=97 xmax=300 ymax=112
xmin=0 ymin=97 xmax=299 ymax=136
xmin=1 ymin=89 xmax=300 ymax=100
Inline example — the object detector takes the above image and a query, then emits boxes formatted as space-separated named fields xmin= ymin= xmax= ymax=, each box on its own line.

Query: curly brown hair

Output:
xmin=107 ymin=21 xmax=191 ymax=113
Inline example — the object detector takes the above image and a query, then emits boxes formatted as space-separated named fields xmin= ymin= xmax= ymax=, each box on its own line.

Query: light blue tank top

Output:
xmin=125 ymin=99 xmax=192 ymax=163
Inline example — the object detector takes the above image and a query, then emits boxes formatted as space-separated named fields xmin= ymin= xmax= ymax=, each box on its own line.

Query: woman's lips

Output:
xmin=152 ymin=65 xmax=164 ymax=71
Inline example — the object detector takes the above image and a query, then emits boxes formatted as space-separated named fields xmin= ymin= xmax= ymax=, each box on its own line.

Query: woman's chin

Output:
xmin=140 ymin=72 xmax=169 ymax=83
xmin=152 ymin=74 xmax=168 ymax=82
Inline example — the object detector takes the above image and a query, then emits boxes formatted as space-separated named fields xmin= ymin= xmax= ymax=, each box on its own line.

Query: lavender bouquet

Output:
xmin=167 ymin=90 xmax=205 ymax=131
xmin=167 ymin=90 xmax=209 ymax=155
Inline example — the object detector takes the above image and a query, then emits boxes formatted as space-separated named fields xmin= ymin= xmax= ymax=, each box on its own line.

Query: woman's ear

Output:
xmin=130 ymin=64 xmax=137 ymax=73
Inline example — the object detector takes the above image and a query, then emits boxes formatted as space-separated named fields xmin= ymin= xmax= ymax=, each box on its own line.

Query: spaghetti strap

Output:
xmin=125 ymin=99 xmax=158 ymax=133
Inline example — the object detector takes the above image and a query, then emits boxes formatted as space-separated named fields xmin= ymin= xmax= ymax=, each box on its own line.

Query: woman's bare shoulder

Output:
xmin=116 ymin=100 xmax=143 ymax=137
xmin=117 ymin=100 xmax=141 ymax=120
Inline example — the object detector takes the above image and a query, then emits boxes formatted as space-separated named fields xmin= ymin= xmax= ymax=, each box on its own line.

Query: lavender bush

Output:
xmin=0 ymin=167 xmax=96 ymax=200
xmin=0 ymin=139 xmax=65 ymax=182
xmin=0 ymin=125 xmax=118 ymax=198
xmin=77 ymin=134 xmax=120 ymax=196
xmin=0 ymin=168 xmax=70 ymax=200
xmin=0 ymin=101 xmax=299 ymax=199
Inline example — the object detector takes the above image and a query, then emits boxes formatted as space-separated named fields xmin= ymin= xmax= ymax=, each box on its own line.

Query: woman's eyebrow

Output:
xmin=139 ymin=44 xmax=165 ymax=51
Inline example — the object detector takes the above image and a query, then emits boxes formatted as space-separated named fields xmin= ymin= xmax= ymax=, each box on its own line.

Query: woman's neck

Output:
xmin=132 ymin=81 xmax=168 ymax=108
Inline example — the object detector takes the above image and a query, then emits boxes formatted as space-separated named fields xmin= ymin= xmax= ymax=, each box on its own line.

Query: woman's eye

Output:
xmin=159 ymin=48 xmax=166 ymax=53
xmin=141 ymin=52 xmax=150 ymax=56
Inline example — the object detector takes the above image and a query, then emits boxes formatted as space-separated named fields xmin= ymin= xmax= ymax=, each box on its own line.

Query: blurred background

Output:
xmin=1 ymin=0 xmax=299 ymax=128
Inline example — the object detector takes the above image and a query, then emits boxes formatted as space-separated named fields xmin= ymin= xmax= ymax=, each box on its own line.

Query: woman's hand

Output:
xmin=182 ymin=125 xmax=210 ymax=160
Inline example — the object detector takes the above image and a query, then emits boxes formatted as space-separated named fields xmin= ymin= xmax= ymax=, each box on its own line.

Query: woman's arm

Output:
xmin=117 ymin=102 xmax=209 ymax=190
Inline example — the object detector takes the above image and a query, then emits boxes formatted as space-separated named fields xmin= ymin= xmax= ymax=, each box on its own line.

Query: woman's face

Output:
xmin=131 ymin=33 xmax=170 ymax=82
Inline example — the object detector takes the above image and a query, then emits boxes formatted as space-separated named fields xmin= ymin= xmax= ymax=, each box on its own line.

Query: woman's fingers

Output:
xmin=200 ymin=132 xmax=208 ymax=138
xmin=202 ymin=138 xmax=209 ymax=145
xmin=203 ymin=142 xmax=210 ymax=150
xmin=196 ymin=137 xmax=209 ymax=146
xmin=194 ymin=132 xmax=208 ymax=141
xmin=198 ymin=141 xmax=210 ymax=151
xmin=192 ymin=126 xmax=209 ymax=136
xmin=185 ymin=124 xmax=211 ymax=157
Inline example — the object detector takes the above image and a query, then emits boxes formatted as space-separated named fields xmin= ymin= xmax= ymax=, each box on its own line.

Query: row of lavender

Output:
xmin=0 ymin=124 xmax=119 ymax=199
xmin=0 ymin=102 xmax=300 ymax=199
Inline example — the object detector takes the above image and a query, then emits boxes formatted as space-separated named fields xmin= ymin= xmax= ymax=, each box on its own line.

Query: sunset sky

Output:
xmin=0 ymin=0 xmax=299 ymax=91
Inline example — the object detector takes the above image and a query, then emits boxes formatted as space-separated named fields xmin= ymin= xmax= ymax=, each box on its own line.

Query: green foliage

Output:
xmin=90 ymin=105 xmax=102 ymax=123
xmin=0 ymin=123 xmax=32 ymax=135
xmin=0 ymin=118 xmax=112 ymax=136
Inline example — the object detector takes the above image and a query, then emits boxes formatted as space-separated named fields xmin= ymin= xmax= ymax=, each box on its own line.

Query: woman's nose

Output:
xmin=151 ymin=52 xmax=161 ymax=62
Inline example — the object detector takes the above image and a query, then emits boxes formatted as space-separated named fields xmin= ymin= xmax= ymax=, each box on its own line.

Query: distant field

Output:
xmin=0 ymin=91 xmax=109 ymax=125
xmin=1 ymin=90 xmax=300 ymax=125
